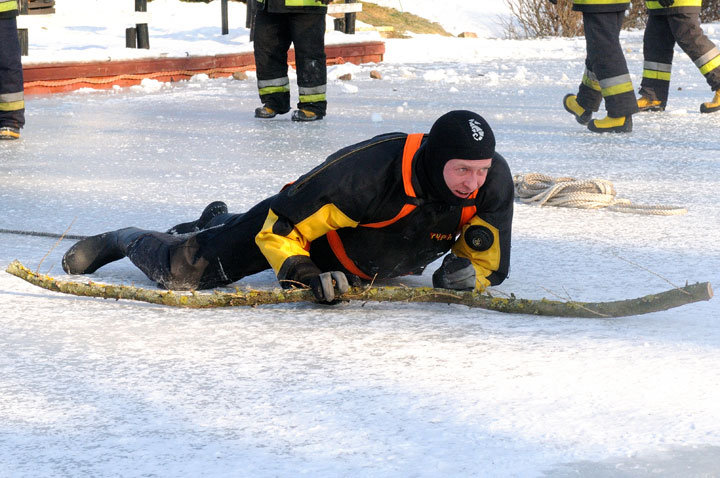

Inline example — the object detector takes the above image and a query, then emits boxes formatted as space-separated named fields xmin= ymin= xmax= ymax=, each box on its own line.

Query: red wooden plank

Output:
xmin=23 ymin=41 xmax=385 ymax=94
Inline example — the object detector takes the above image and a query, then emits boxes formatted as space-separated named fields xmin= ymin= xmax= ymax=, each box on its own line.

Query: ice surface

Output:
xmin=2 ymin=12 xmax=720 ymax=478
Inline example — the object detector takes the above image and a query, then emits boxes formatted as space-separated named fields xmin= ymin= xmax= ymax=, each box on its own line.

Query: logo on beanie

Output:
xmin=468 ymin=119 xmax=484 ymax=141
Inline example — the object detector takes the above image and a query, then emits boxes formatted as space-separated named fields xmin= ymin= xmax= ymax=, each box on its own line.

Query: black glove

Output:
xmin=278 ymin=256 xmax=349 ymax=303
xmin=658 ymin=0 xmax=674 ymax=6
xmin=309 ymin=271 xmax=349 ymax=302
xmin=548 ymin=0 xmax=557 ymax=4
xmin=432 ymin=254 xmax=475 ymax=291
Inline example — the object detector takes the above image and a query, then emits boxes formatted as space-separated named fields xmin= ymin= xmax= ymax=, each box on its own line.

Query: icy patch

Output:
xmin=327 ymin=62 xmax=363 ymax=81
xmin=189 ymin=73 xmax=210 ymax=83
xmin=485 ymin=71 xmax=500 ymax=86
xmin=339 ymin=82 xmax=359 ymax=94
xmin=513 ymin=65 xmax=529 ymax=83
xmin=422 ymin=68 xmax=460 ymax=83
xmin=129 ymin=78 xmax=164 ymax=93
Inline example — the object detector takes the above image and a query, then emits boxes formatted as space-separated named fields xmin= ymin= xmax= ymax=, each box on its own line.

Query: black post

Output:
xmin=136 ymin=23 xmax=150 ymax=49
xmin=17 ymin=0 xmax=28 ymax=56
xmin=344 ymin=0 xmax=356 ymax=35
xmin=221 ymin=0 xmax=229 ymax=35
xmin=135 ymin=0 xmax=149 ymax=49
xmin=126 ymin=27 xmax=137 ymax=48
xmin=17 ymin=29 xmax=29 ymax=56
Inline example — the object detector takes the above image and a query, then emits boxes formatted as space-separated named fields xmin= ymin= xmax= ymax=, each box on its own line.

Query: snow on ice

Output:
xmin=1 ymin=1 xmax=720 ymax=477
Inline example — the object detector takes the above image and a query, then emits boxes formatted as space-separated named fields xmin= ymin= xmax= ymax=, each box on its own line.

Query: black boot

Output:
xmin=62 ymin=227 xmax=149 ymax=274
xmin=167 ymin=201 xmax=228 ymax=235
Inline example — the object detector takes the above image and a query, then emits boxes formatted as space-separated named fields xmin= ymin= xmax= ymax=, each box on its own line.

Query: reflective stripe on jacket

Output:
xmin=573 ymin=0 xmax=630 ymax=13
xmin=257 ymin=0 xmax=328 ymax=14
xmin=0 ymin=0 xmax=18 ymax=18
xmin=646 ymin=0 xmax=702 ymax=14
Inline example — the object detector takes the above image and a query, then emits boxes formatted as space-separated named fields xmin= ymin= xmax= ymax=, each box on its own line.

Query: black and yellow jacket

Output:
xmin=255 ymin=133 xmax=514 ymax=292
xmin=0 ymin=0 xmax=18 ymax=19
xmin=572 ymin=0 xmax=630 ymax=13
xmin=257 ymin=0 xmax=328 ymax=14
xmin=645 ymin=0 xmax=702 ymax=15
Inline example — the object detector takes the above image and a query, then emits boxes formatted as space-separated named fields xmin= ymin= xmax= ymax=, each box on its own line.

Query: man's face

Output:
xmin=442 ymin=158 xmax=493 ymax=199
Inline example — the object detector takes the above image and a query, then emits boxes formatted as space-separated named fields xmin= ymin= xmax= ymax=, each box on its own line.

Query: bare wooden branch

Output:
xmin=5 ymin=260 xmax=713 ymax=318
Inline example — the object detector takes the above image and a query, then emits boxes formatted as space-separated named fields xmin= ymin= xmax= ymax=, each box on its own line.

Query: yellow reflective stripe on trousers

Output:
xmin=298 ymin=85 xmax=326 ymax=103
xmin=646 ymin=0 xmax=701 ymax=9
xmin=0 ymin=100 xmax=24 ymax=111
xmin=600 ymin=74 xmax=634 ymax=97
xmin=643 ymin=69 xmax=671 ymax=81
xmin=582 ymin=69 xmax=601 ymax=91
xmin=299 ymin=94 xmax=326 ymax=103
xmin=0 ymin=92 xmax=24 ymax=112
xmin=696 ymin=48 xmax=720 ymax=76
xmin=0 ymin=0 xmax=18 ymax=13
xmin=257 ymin=77 xmax=289 ymax=95
xmin=643 ymin=61 xmax=671 ymax=81
xmin=259 ymin=85 xmax=290 ymax=95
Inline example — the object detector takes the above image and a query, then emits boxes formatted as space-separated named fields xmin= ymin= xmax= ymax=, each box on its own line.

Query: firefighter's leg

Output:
xmin=290 ymin=12 xmax=327 ymax=120
xmin=639 ymin=15 xmax=674 ymax=111
xmin=563 ymin=13 xmax=604 ymax=125
xmin=669 ymin=13 xmax=720 ymax=113
xmin=63 ymin=198 xmax=275 ymax=290
xmin=253 ymin=10 xmax=292 ymax=117
xmin=585 ymin=11 xmax=637 ymax=133
xmin=0 ymin=16 xmax=25 ymax=140
xmin=564 ymin=65 xmax=599 ymax=125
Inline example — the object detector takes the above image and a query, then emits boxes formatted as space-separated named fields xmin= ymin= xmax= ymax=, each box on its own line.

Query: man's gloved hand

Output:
xmin=278 ymin=256 xmax=349 ymax=303
xmin=432 ymin=254 xmax=475 ymax=291
xmin=309 ymin=271 xmax=349 ymax=303
xmin=658 ymin=0 xmax=674 ymax=7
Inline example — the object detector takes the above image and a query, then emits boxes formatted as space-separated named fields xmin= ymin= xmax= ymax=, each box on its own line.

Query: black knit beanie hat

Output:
xmin=416 ymin=110 xmax=495 ymax=203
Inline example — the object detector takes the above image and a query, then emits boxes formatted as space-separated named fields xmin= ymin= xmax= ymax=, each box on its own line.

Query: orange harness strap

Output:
xmin=326 ymin=230 xmax=372 ymax=280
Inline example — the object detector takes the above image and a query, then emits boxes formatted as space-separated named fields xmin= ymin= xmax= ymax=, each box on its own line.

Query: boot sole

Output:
xmin=291 ymin=116 xmax=324 ymax=122
xmin=254 ymin=108 xmax=290 ymax=119
xmin=587 ymin=121 xmax=632 ymax=133
xmin=291 ymin=113 xmax=324 ymax=122
xmin=638 ymin=106 xmax=665 ymax=112
xmin=588 ymin=115 xmax=633 ymax=133
xmin=700 ymin=104 xmax=720 ymax=114
xmin=62 ymin=232 xmax=124 ymax=274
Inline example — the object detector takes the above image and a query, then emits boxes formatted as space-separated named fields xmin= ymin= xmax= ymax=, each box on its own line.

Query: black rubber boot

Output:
xmin=291 ymin=109 xmax=324 ymax=122
xmin=167 ymin=201 xmax=228 ymax=235
xmin=62 ymin=227 xmax=149 ymax=274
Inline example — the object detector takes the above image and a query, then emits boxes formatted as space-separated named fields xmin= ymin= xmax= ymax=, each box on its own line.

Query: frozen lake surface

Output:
xmin=2 ymin=32 xmax=720 ymax=477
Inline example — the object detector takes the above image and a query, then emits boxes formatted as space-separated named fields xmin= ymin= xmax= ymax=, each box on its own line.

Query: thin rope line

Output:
xmin=0 ymin=229 xmax=87 ymax=240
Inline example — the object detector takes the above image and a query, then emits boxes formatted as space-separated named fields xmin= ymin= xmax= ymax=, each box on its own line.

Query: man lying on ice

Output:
xmin=62 ymin=110 xmax=514 ymax=303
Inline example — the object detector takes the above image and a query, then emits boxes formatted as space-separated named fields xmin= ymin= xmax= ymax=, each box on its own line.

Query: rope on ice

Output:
xmin=513 ymin=173 xmax=687 ymax=215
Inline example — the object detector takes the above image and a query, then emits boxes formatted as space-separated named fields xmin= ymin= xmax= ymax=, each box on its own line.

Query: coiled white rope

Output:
xmin=513 ymin=173 xmax=687 ymax=216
